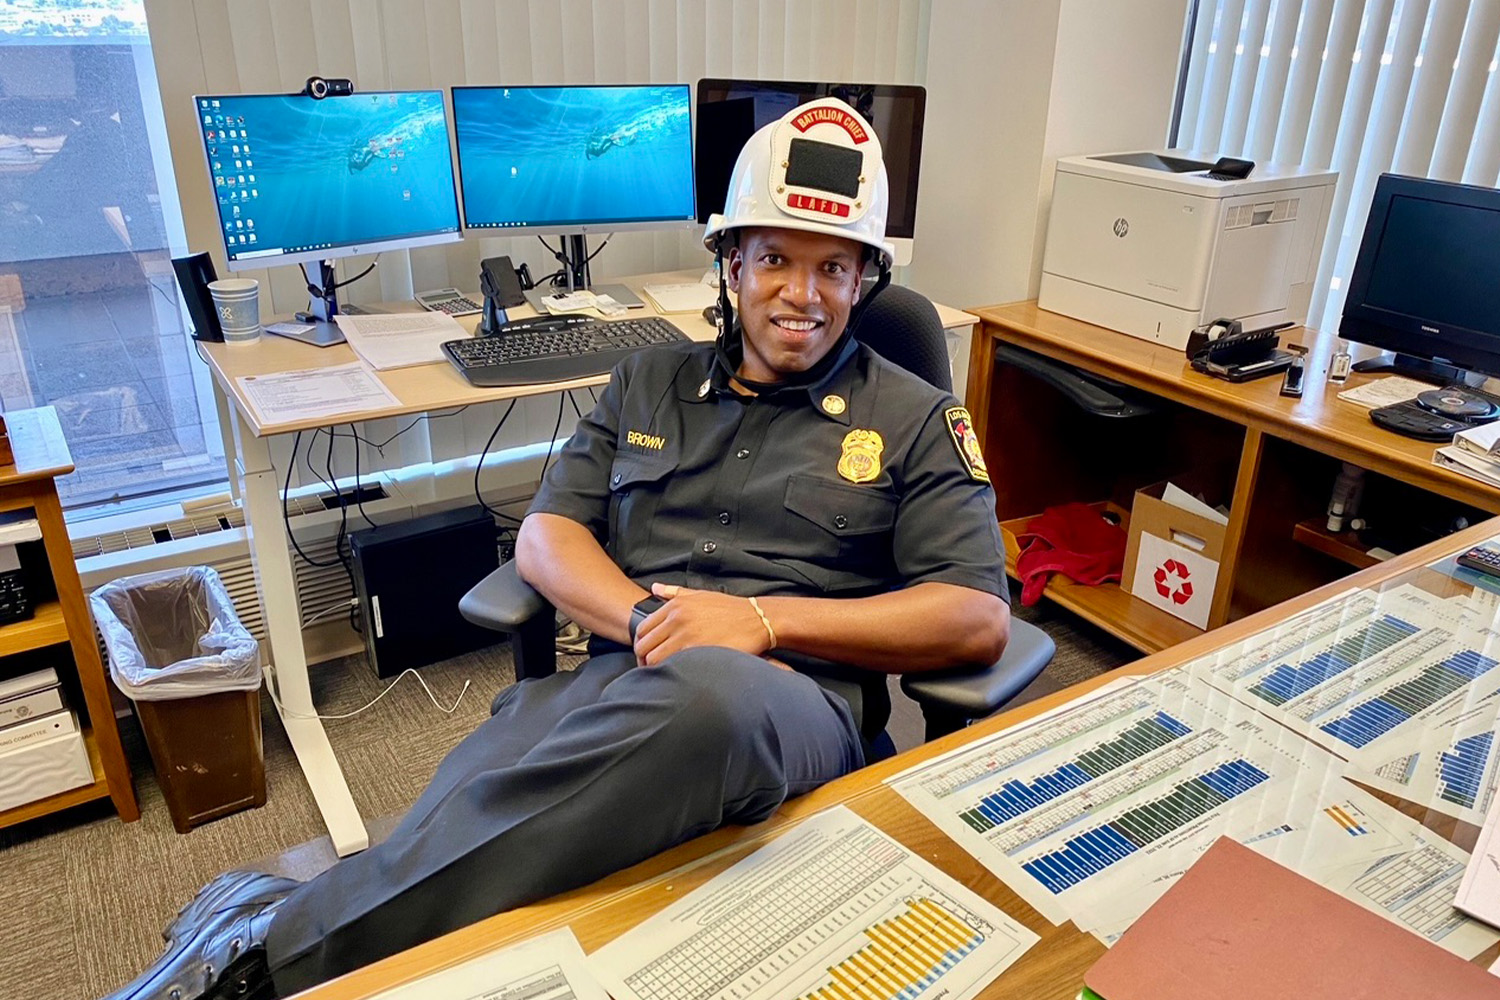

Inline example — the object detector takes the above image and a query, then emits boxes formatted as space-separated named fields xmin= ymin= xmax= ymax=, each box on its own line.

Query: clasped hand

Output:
xmin=632 ymin=583 xmax=780 ymax=667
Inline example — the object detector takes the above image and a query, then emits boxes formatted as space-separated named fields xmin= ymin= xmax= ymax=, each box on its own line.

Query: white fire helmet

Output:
xmin=703 ymin=97 xmax=894 ymax=269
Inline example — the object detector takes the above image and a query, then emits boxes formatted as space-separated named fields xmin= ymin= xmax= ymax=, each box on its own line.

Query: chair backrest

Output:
xmin=852 ymin=283 xmax=953 ymax=393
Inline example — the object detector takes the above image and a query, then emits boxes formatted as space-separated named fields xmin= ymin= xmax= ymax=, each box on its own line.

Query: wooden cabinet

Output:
xmin=0 ymin=407 xmax=137 ymax=829
xmin=967 ymin=302 xmax=1497 ymax=654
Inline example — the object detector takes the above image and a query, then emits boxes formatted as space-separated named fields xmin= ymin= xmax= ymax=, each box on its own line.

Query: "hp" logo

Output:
xmin=1112 ymin=217 xmax=1130 ymax=238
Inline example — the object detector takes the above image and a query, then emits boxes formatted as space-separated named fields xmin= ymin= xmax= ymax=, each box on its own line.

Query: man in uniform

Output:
xmin=107 ymin=97 xmax=1010 ymax=1000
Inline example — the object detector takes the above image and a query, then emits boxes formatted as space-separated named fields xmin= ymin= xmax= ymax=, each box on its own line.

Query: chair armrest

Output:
xmin=899 ymin=617 xmax=1056 ymax=719
xmin=458 ymin=560 xmax=550 ymax=633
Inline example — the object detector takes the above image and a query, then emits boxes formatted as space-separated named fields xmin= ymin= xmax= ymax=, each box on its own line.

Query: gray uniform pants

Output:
xmin=265 ymin=648 xmax=865 ymax=994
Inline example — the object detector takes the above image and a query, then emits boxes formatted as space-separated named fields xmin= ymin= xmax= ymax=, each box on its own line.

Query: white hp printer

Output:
xmin=1038 ymin=151 xmax=1337 ymax=349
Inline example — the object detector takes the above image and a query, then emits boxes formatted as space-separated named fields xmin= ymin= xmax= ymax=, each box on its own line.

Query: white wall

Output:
xmin=910 ymin=0 xmax=1190 ymax=310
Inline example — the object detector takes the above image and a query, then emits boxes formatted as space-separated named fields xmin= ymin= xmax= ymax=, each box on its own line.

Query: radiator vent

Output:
xmin=71 ymin=485 xmax=388 ymax=561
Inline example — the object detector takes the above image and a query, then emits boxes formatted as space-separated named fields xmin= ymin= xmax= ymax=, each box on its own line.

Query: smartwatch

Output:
xmin=629 ymin=596 xmax=666 ymax=643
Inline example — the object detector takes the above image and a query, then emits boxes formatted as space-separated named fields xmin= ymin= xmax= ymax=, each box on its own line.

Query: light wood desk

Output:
xmin=291 ymin=517 xmax=1500 ymax=1000
xmin=197 ymin=270 xmax=977 ymax=855
xmin=966 ymin=301 xmax=1500 ymax=654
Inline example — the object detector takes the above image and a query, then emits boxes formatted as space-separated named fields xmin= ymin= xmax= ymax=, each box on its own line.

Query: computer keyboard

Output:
xmin=442 ymin=315 xmax=690 ymax=386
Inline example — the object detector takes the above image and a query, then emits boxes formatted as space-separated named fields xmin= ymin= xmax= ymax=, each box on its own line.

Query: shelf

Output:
xmin=0 ymin=727 xmax=111 ymax=831
xmin=1002 ymin=513 xmax=1204 ymax=654
xmin=1292 ymin=520 xmax=1387 ymax=571
xmin=0 ymin=600 xmax=69 ymax=658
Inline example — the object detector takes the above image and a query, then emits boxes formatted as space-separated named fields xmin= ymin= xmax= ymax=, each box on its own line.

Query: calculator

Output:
xmin=415 ymin=288 xmax=483 ymax=316
xmin=1457 ymin=546 xmax=1500 ymax=578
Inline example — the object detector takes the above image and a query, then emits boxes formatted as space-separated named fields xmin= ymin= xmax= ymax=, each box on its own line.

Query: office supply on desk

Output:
xmin=1459 ymin=794 xmax=1500 ymax=930
xmin=588 ymin=806 xmax=1038 ymax=1000
xmin=1436 ymin=446 xmax=1500 ymax=488
xmin=1280 ymin=343 xmax=1308 ymax=397
xmin=414 ymin=287 xmax=481 ymax=316
xmin=443 ymin=315 xmax=687 ymax=387
xmin=641 ymin=281 xmax=717 ymax=314
xmin=334 ymin=311 xmax=466 ymax=370
xmin=235 ymin=362 xmax=398 ymax=424
xmin=453 ymin=85 xmax=695 ymax=298
xmin=1337 ymin=374 xmax=1430 ymax=408
xmin=1373 ymin=386 xmax=1500 ymax=441
xmin=1188 ymin=322 xmax=1294 ymax=382
xmin=1457 ymin=421 xmax=1500 ymax=460
xmin=1085 ymin=838 xmax=1500 ymax=1000
xmin=695 ymin=78 xmax=927 ymax=266
xmin=190 ymin=89 xmax=462 ymax=322
xmin=1038 ymin=150 xmax=1336 ymax=349
xmin=374 ymin=927 xmax=607 ymax=1000
xmin=1342 ymin=173 xmax=1500 ymax=384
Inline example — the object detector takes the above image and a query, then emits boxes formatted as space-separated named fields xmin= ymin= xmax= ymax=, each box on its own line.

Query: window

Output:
xmin=0 ymin=1 xmax=223 ymax=510
xmin=1174 ymin=0 xmax=1500 ymax=335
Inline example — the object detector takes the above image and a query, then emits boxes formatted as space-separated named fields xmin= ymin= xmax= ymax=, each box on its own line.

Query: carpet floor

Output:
xmin=0 ymin=598 xmax=1132 ymax=1000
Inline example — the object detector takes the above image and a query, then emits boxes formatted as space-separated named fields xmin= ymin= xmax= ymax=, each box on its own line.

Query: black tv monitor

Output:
xmin=1342 ymin=173 xmax=1500 ymax=381
xmin=695 ymin=79 xmax=926 ymax=241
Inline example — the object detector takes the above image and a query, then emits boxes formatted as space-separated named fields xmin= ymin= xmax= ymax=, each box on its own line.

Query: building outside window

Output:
xmin=0 ymin=0 xmax=224 ymax=511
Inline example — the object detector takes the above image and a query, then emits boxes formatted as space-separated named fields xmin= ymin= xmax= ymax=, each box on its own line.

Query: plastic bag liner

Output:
xmin=90 ymin=566 xmax=261 ymax=702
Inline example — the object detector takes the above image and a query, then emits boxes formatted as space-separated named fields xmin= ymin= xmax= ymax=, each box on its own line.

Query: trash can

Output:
xmin=90 ymin=567 xmax=265 ymax=833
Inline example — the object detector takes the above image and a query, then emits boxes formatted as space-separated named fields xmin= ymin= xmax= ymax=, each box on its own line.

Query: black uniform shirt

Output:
xmin=528 ymin=337 xmax=1009 ymax=733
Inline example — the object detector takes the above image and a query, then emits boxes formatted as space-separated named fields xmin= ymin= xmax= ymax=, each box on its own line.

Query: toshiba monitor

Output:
xmin=451 ymin=84 xmax=696 ymax=234
xmin=695 ymin=79 xmax=926 ymax=254
xmin=191 ymin=90 xmax=462 ymax=271
xmin=1342 ymin=173 xmax=1500 ymax=381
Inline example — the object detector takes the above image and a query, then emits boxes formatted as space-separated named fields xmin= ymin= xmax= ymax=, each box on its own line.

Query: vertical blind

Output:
xmin=1174 ymin=0 xmax=1500 ymax=334
xmin=144 ymin=0 xmax=931 ymax=486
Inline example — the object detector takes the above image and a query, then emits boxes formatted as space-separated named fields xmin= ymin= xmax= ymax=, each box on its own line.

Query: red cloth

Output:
xmin=1014 ymin=503 xmax=1128 ymax=606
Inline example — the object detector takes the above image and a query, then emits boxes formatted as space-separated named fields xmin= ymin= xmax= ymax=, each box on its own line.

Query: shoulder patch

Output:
xmin=944 ymin=406 xmax=990 ymax=482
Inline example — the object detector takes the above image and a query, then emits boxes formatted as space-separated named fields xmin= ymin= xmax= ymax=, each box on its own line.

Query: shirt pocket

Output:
xmin=607 ymin=451 xmax=675 ymax=569
xmin=781 ymin=473 xmax=899 ymax=589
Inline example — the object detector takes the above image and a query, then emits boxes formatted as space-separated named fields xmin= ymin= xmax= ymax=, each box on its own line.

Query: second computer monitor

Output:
xmin=452 ymin=85 xmax=696 ymax=234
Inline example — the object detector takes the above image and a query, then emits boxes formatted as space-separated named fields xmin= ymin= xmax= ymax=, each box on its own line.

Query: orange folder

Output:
xmin=1085 ymin=837 xmax=1500 ymax=1000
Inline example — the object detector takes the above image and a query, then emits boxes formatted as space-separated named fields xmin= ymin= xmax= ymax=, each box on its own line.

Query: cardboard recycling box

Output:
xmin=1122 ymin=480 xmax=1229 ymax=629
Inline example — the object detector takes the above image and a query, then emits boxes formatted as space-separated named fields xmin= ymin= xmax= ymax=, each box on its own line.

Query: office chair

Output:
xmin=459 ymin=284 xmax=1056 ymax=742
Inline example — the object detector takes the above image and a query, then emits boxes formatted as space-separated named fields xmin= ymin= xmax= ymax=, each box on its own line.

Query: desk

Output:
xmin=196 ymin=270 xmax=978 ymax=855
xmin=965 ymin=301 xmax=1500 ymax=653
xmin=290 ymin=516 xmax=1500 ymax=1000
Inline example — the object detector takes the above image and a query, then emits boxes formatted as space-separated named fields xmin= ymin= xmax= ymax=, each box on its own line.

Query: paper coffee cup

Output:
xmin=208 ymin=278 xmax=261 ymax=344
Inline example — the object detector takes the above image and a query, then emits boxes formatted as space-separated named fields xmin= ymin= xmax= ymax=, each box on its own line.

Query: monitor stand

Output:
xmin=522 ymin=235 xmax=644 ymax=312
xmin=301 ymin=260 xmax=383 ymax=322
xmin=1350 ymin=352 xmax=1478 ymax=387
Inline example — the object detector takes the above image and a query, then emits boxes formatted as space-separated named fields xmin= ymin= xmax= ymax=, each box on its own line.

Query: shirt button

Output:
xmin=718 ymin=512 xmax=731 ymax=525
xmin=736 ymin=448 xmax=750 ymax=459
xmin=611 ymin=473 xmax=622 ymax=486
xmin=834 ymin=514 xmax=848 ymax=529
xmin=702 ymin=540 xmax=717 ymax=554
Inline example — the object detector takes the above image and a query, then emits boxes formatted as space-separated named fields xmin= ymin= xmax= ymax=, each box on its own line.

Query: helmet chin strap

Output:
xmin=711 ymin=242 xmax=892 ymax=395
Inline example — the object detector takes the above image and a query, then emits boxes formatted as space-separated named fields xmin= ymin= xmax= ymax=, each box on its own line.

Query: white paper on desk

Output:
xmin=642 ymin=282 xmax=717 ymax=314
xmin=236 ymin=362 xmax=398 ymax=424
xmin=1458 ymin=784 xmax=1500 ymax=930
xmin=334 ymin=311 xmax=467 ymax=370
xmin=1336 ymin=375 xmax=1429 ymax=409
xmin=368 ymin=926 xmax=607 ymax=1000
xmin=587 ymin=806 xmax=1037 ymax=1000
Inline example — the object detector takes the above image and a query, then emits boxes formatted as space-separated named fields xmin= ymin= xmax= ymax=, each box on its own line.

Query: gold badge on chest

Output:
xmin=837 ymin=428 xmax=884 ymax=484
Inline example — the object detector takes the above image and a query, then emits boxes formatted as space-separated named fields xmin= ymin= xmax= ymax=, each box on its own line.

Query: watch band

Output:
xmin=629 ymin=596 xmax=666 ymax=643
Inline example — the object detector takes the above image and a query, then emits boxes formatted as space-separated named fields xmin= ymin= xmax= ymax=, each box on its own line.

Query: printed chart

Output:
xmin=369 ymin=927 xmax=606 ymax=1000
xmin=887 ymin=669 xmax=1497 ymax=956
xmin=587 ymin=807 xmax=1037 ymax=1000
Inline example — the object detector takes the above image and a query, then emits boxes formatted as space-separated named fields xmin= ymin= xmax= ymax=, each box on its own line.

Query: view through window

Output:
xmin=0 ymin=0 xmax=223 ymax=510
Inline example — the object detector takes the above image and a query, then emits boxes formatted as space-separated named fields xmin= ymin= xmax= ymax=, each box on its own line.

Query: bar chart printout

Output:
xmin=586 ymin=807 xmax=1038 ymax=1000
xmin=1352 ymin=705 xmax=1500 ymax=826
xmin=368 ymin=927 xmax=607 ymax=1000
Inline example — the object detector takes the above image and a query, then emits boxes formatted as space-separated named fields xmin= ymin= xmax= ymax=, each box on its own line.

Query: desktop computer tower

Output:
xmin=349 ymin=506 xmax=500 ymax=678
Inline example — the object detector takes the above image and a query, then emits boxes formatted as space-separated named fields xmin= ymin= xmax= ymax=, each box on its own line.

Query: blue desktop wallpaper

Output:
xmin=194 ymin=91 xmax=460 ymax=261
xmin=453 ymin=86 xmax=694 ymax=228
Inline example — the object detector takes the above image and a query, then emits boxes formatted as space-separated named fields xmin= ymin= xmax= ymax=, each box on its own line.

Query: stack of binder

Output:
xmin=0 ymin=667 xmax=92 ymax=811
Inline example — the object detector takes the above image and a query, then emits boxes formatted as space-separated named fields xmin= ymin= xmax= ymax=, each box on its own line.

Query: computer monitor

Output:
xmin=695 ymin=79 xmax=926 ymax=262
xmin=191 ymin=90 xmax=463 ymax=272
xmin=451 ymin=84 xmax=696 ymax=235
xmin=1342 ymin=174 xmax=1500 ymax=382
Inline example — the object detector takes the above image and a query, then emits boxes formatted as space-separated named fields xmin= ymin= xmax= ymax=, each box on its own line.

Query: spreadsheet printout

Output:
xmin=884 ymin=669 xmax=1473 ymax=945
xmin=586 ymin=807 xmax=1037 ymax=1000
xmin=1351 ymin=699 xmax=1500 ymax=826
xmin=368 ymin=927 xmax=606 ymax=1000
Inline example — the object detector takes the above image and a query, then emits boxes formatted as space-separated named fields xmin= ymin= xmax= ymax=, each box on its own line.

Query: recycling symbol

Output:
xmin=1153 ymin=558 xmax=1193 ymax=605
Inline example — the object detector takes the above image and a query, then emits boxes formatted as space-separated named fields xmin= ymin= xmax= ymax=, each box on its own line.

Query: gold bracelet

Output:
xmin=748 ymin=596 xmax=776 ymax=650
